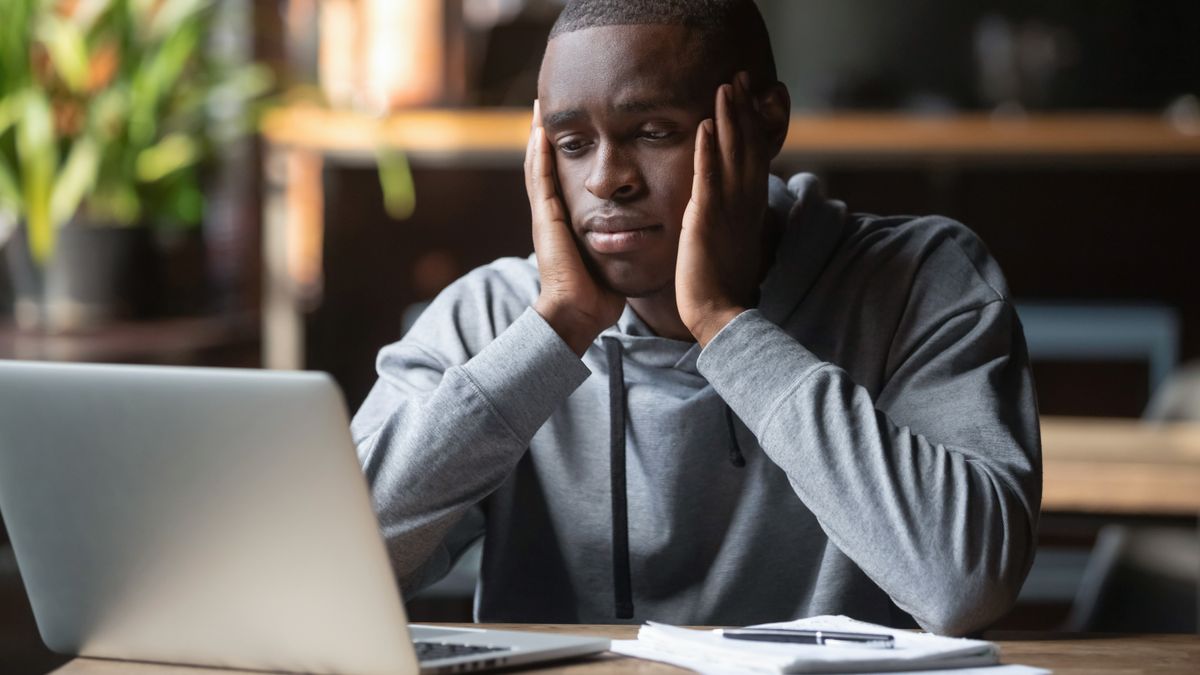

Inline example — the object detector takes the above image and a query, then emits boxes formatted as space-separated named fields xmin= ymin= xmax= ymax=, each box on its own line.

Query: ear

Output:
xmin=755 ymin=82 xmax=791 ymax=161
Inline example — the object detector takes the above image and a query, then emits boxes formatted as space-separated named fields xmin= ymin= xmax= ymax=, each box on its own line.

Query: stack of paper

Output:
xmin=610 ymin=615 xmax=1049 ymax=674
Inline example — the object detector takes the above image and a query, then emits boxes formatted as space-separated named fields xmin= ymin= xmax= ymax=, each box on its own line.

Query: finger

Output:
xmin=715 ymin=83 xmax=741 ymax=205
xmin=524 ymin=101 xmax=538 ymax=196
xmin=688 ymin=119 xmax=716 ymax=222
xmin=531 ymin=126 xmax=568 ymax=225
xmin=735 ymin=72 xmax=765 ymax=187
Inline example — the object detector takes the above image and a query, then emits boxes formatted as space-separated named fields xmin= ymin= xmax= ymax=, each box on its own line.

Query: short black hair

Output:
xmin=548 ymin=0 xmax=778 ymax=87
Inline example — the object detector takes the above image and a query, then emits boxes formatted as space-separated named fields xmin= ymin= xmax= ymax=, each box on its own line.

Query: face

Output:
xmin=538 ymin=24 xmax=719 ymax=298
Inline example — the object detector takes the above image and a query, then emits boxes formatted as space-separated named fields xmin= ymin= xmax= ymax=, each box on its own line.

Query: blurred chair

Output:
xmin=1144 ymin=362 xmax=1200 ymax=421
xmin=1063 ymin=361 xmax=1200 ymax=633
xmin=1015 ymin=302 xmax=1180 ymax=394
xmin=1014 ymin=302 xmax=1191 ymax=631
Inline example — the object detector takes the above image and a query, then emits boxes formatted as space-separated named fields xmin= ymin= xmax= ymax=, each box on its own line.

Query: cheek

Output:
xmin=647 ymin=148 xmax=696 ymax=227
xmin=555 ymin=163 xmax=590 ymax=222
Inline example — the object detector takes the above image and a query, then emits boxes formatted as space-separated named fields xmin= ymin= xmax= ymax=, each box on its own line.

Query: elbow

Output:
xmin=909 ymin=567 xmax=1023 ymax=636
xmin=913 ymin=473 xmax=1037 ymax=636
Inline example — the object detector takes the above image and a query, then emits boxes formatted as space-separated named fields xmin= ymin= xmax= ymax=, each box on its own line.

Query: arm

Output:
xmin=353 ymin=101 xmax=621 ymax=593
xmin=696 ymin=302 xmax=1041 ymax=636
xmin=678 ymin=72 xmax=1038 ymax=635
xmin=353 ymin=296 xmax=591 ymax=593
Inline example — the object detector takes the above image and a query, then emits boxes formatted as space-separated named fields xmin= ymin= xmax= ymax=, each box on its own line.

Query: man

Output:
xmin=352 ymin=0 xmax=1040 ymax=636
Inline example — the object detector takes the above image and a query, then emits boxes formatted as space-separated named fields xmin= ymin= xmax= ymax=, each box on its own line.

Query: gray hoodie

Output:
xmin=351 ymin=173 xmax=1041 ymax=636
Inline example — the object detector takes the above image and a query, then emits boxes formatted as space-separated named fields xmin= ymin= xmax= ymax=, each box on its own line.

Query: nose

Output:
xmin=584 ymin=143 xmax=643 ymax=201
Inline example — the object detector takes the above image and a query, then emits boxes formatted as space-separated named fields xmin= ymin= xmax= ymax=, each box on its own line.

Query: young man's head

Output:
xmin=538 ymin=0 xmax=790 ymax=299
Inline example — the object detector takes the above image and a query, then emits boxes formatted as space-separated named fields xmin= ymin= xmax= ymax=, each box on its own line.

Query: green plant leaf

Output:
xmin=0 ymin=91 xmax=26 ymax=137
xmin=128 ymin=18 xmax=202 ymax=147
xmin=0 ymin=0 xmax=35 ymax=95
xmin=51 ymin=136 xmax=101 ymax=226
xmin=90 ymin=183 xmax=141 ymax=225
xmin=16 ymin=92 xmax=58 ymax=263
xmin=147 ymin=0 xmax=212 ymax=41
xmin=159 ymin=176 xmax=203 ymax=226
xmin=36 ymin=14 xmax=91 ymax=94
xmin=377 ymin=149 xmax=417 ymax=221
xmin=88 ymin=86 xmax=130 ymax=141
xmin=65 ymin=0 xmax=117 ymax=32
xmin=135 ymin=132 xmax=198 ymax=182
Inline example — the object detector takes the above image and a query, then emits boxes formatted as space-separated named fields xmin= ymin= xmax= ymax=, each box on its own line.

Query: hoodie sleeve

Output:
xmin=351 ymin=268 xmax=592 ymax=593
xmin=696 ymin=302 xmax=1041 ymax=636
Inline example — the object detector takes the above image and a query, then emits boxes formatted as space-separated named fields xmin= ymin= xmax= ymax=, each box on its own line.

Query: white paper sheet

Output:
xmin=611 ymin=639 xmax=1050 ymax=675
xmin=609 ymin=615 xmax=1051 ymax=675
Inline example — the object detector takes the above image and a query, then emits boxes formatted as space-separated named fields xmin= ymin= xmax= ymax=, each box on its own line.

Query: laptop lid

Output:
xmin=0 ymin=361 xmax=419 ymax=674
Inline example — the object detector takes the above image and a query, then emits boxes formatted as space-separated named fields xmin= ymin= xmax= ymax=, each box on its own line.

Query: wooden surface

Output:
xmin=260 ymin=105 xmax=1200 ymax=163
xmin=1041 ymin=415 xmax=1200 ymax=515
xmin=51 ymin=624 xmax=1200 ymax=674
xmin=0 ymin=314 xmax=258 ymax=365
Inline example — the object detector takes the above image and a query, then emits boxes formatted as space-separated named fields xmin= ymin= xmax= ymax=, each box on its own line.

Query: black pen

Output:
xmin=720 ymin=627 xmax=896 ymax=649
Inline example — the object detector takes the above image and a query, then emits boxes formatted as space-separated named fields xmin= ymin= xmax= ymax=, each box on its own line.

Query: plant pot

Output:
xmin=3 ymin=224 xmax=46 ymax=330
xmin=2 ymin=220 xmax=164 ymax=332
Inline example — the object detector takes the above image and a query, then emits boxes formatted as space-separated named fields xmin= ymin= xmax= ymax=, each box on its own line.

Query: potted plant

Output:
xmin=0 ymin=0 xmax=270 ymax=331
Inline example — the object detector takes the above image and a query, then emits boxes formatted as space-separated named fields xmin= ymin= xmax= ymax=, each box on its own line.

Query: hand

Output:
xmin=526 ymin=100 xmax=625 ymax=356
xmin=677 ymin=71 xmax=771 ymax=347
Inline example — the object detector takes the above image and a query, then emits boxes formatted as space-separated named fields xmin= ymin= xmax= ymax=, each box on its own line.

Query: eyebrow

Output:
xmin=542 ymin=97 xmax=692 ymax=132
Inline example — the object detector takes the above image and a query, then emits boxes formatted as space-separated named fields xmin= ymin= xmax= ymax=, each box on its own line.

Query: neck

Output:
xmin=628 ymin=289 xmax=694 ymax=342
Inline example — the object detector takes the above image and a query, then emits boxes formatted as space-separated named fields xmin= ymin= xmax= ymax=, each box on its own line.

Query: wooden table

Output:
xmin=1041 ymin=415 xmax=1200 ymax=516
xmin=0 ymin=314 xmax=258 ymax=366
xmin=51 ymin=624 xmax=1200 ymax=674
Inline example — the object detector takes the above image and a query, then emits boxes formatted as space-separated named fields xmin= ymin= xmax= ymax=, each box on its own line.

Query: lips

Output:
xmin=583 ymin=214 xmax=662 ymax=254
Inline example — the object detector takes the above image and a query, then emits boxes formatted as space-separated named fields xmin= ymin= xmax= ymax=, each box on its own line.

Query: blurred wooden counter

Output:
xmin=1041 ymin=415 xmax=1200 ymax=516
xmin=0 ymin=314 xmax=259 ymax=366
xmin=261 ymin=106 xmax=1200 ymax=165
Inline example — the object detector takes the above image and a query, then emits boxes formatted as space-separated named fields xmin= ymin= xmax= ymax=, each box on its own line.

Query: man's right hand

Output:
xmin=526 ymin=100 xmax=625 ymax=356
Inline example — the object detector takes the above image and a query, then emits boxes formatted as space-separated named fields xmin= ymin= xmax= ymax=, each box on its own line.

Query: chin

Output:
xmin=599 ymin=264 xmax=673 ymax=299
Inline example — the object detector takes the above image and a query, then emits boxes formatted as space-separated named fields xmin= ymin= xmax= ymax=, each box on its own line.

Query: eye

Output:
xmin=639 ymin=128 xmax=679 ymax=143
xmin=556 ymin=137 xmax=591 ymax=156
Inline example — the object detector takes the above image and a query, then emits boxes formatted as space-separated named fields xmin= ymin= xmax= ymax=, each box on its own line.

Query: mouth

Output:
xmin=584 ymin=215 xmax=663 ymax=254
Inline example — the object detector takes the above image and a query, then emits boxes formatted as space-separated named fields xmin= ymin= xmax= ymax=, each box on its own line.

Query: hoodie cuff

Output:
xmin=461 ymin=307 xmax=593 ymax=441
xmin=697 ymin=309 xmax=827 ymax=439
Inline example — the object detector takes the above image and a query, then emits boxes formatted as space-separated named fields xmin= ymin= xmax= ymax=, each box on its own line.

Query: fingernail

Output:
xmin=737 ymin=71 xmax=751 ymax=91
xmin=722 ymin=84 xmax=733 ymax=104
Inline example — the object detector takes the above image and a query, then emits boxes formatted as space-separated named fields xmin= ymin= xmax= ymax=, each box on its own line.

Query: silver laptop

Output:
xmin=0 ymin=360 xmax=608 ymax=674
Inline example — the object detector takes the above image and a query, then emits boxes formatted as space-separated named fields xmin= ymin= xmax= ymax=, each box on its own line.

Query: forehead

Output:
xmin=539 ymin=24 xmax=710 ymax=114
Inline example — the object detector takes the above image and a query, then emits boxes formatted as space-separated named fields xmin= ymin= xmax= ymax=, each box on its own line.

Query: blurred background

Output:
xmin=1 ymin=1 xmax=1198 ymax=670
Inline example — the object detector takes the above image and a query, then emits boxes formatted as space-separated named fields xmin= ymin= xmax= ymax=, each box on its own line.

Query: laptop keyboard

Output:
xmin=414 ymin=641 xmax=511 ymax=662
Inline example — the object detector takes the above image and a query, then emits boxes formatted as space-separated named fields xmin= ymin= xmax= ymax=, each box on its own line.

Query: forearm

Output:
xmin=698 ymin=310 xmax=1040 ymax=635
xmin=353 ymin=308 xmax=591 ymax=586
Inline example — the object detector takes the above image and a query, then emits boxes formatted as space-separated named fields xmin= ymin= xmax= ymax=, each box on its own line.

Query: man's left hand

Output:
xmin=677 ymin=71 xmax=771 ymax=347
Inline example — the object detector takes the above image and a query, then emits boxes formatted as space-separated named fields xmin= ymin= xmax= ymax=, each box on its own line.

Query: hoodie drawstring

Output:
xmin=602 ymin=336 xmax=634 ymax=619
xmin=725 ymin=405 xmax=747 ymax=467
xmin=601 ymin=337 xmax=747 ymax=620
